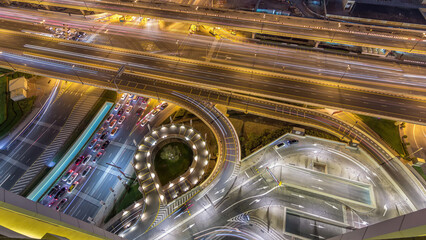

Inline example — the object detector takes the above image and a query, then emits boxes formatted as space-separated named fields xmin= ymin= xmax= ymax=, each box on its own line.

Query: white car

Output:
xmin=118 ymin=116 xmax=125 ymax=124
xmin=125 ymin=106 xmax=133 ymax=114
xmin=121 ymin=93 xmax=128 ymax=100
xmin=67 ymin=172 xmax=78 ymax=185
xmin=114 ymin=103 xmax=121 ymax=111
xmin=125 ymin=99 xmax=131 ymax=106
xmin=106 ymin=114 xmax=114 ymax=122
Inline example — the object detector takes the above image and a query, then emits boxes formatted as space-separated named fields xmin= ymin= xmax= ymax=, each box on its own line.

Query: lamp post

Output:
xmin=338 ymin=64 xmax=351 ymax=87
xmin=71 ymin=65 xmax=84 ymax=85
xmin=0 ymin=51 xmax=16 ymax=71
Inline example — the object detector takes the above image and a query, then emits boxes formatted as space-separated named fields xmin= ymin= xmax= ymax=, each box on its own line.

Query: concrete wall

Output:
xmin=0 ymin=188 xmax=125 ymax=240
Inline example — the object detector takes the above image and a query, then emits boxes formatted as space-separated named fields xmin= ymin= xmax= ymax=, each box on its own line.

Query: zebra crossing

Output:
xmin=149 ymin=187 xmax=201 ymax=230
xmin=9 ymin=90 xmax=103 ymax=195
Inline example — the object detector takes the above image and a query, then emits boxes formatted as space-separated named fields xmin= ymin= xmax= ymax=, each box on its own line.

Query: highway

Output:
xmin=6 ymin=0 xmax=426 ymax=54
xmin=0 ymin=82 xmax=95 ymax=191
xmin=0 ymin=8 xmax=425 ymax=98
xmin=403 ymin=124 xmax=426 ymax=160
xmin=0 ymin=29 xmax=425 ymax=125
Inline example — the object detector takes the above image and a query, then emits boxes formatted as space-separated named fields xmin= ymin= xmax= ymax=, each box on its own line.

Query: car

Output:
xmin=121 ymin=93 xmax=127 ymax=100
xmin=140 ymin=118 xmax=149 ymax=127
xmin=101 ymin=140 xmax=110 ymax=150
xmin=114 ymin=103 xmax=121 ymax=111
xmin=152 ymin=109 xmax=160 ymax=116
xmin=68 ymin=181 xmax=79 ymax=193
xmin=100 ymin=131 xmax=109 ymax=140
xmin=56 ymin=198 xmax=68 ymax=211
xmin=109 ymin=119 xmax=117 ymax=128
xmin=54 ymin=187 xmax=67 ymax=200
xmin=47 ymin=199 xmax=57 ymax=208
xmin=93 ymin=144 xmax=101 ymax=152
xmin=47 ymin=185 xmax=60 ymax=198
xmin=111 ymin=127 xmax=119 ymax=136
xmin=81 ymin=166 xmax=92 ymax=177
xmin=135 ymin=107 xmax=144 ymax=116
xmin=286 ymin=139 xmax=299 ymax=145
xmin=82 ymin=154 xmax=92 ymax=165
xmin=159 ymin=102 xmax=168 ymax=110
xmin=62 ymin=170 xmax=74 ymax=182
xmin=117 ymin=108 xmax=124 ymax=116
xmin=136 ymin=96 xmax=143 ymax=102
xmin=125 ymin=99 xmax=131 ymax=106
xmin=125 ymin=106 xmax=133 ymax=113
xmin=94 ymin=151 xmax=103 ymax=162
xmin=274 ymin=142 xmax=285 ymax=149
xmin=75 ymin=155 xmax=84 ymax=166
xmin=106 ymin=114 xmax=114 ymax=122
xmin=88 ymin=139 xmax=98 ymax=149
xmin=67 ymin=172 xmax=78 ymax=184
xmin=141 ymin=97 xmax=149 ymax=104
xmin=118 ymin=116 xmax=125 ymax=124
xmin=97 ymin=127 xmax=105 ymax=135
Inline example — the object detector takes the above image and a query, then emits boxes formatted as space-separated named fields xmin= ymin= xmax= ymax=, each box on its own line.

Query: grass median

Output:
xmin=357 ymin=115 xmax=407 ymax=156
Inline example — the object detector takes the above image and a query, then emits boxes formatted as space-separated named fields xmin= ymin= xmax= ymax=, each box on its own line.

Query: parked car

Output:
xmin=125 ymin=106 xmax=133 ymax=113
xmin=47 ymin=185 xmax=60 ymax=198
xmin=109 ymin=119 xmax=117 ymax=128
xmin=47 ymin=199 xmax=57 ymax=208
xmin=100 ymin=131 xmax=109 ymax=140
xmin=67 ymin=172 xmax=78 ymax=184
xmin=88 ymin=138 xmax=98 ymax=149
xmin=56 ymin=198 xmax=68 ymax=211
xmin=117 ymin=108 xmax=124 ymax=116
xmin=286 ymin=139 xmax=299 ymax=145
xmin=54 ymin=187 xmax=67 ymax=200
xmin=106 ymin=114 xmax=114 ymax=122
xmin=274 ymin=142 xmax=285 ymax=149
xmin=68 ymin=181 xmax=79 ymax=193
xmin=82 ymin=154 xmax=92 ymax=165
xmin=81 ymin=166 xmax=92 ymax=177
xmin=114 ymin=103 xmax=121 ymax=111
xmin=121 ymin=93 xmax=127 ymax=100
xmin=75 ymin=156 xmax=84 ymax=166
xmin=96 ymin=127 xmax=105 ymax=135
xmin=93 ymin=144 xmax=101 ymax=152
xmin=118 ymin=116 xmax=125 ymax=124
xmin=141 ymin=97 xmax=149 ymax=104
xmin=110 ymin=127 xmax=119 ymax=136
xmin=62 ymin=170 xmax=74 ymax=182
xmin=101 ymin=140 xmax=110 ymax=150
xmin=128 ymin=94 xmax=134 ymax=99
xmin=125 ymin=99 xmax=131 ymax=106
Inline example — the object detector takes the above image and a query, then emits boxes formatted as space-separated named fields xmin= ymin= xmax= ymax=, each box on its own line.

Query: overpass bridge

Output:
xmin=0 ymin=28 xmax=425 ymax=125
xmin=3 ymin=0 xmax=426 ymax=55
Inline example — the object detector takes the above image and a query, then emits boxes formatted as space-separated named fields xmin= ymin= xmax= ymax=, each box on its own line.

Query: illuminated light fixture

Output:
xmin=171 ymin=124 xmax=176 ymax=128
xmin=193 ymin=179 xmax=198 ymax=185
xmin=151 ymin=173 xmax=155 ymax=178
xmin=179 ymin=177 xmax=184 ymax=182
xmin=185 ymin=137 xmax=189 ymax=141
xmin=134 ymin=202 xmax=140 ymax=208
xmin=123 ymin=211 xmax=129 ymax=216
xmin=192 ymin=145 xmax=196 ymax=149
xmin=202 ymin=141 xmax=206 ymax=146
xmin=194 ymin=156 xmax=198 ymax=161
xmin=147 ymin=163 xmax=151 ymax=168
xmin=147 ymin=152 xmax=150 ymax=157
xmin=156 ymin=183 xmax=159 ymax=188
xmin=204 ymin=160 xmax=208 ymax=166
xmin=190 ymin=168 xmax=194 ymax=173
xmin=138 ymin=173 xmax=143 ymax=179
xmin=169 ymin=183 xmax=174 ymax=188
xmin=160 ymin=195 xmax=164 ymax=201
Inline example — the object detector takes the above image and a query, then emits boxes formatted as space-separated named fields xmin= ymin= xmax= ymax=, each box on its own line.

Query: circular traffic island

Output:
xmin=152 ymin=140 xmax=193 ymax=186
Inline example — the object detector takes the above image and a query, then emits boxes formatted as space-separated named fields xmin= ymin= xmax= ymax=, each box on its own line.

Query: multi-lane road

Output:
xmin=6 ymin=0 xmax=426 ymax=54
xmin=0 ymin=28 xmax=425 ymax=124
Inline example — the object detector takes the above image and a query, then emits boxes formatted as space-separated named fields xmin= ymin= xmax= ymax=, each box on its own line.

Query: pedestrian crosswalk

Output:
xmin=10 ymin=89 xmax=102 ymax=195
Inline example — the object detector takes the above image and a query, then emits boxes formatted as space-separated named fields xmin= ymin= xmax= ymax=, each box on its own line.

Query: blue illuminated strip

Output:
xmin=27 ymin=102 xmax=113 ymax=202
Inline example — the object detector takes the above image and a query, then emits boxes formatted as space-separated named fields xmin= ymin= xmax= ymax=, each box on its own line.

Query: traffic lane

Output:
xmin=0 ymin=162 xmax=26 ymax=189
xmin=65 ymin=194 xmax=101 ymax=220
xmin=2 ymin=29 xmax=425 ymax=104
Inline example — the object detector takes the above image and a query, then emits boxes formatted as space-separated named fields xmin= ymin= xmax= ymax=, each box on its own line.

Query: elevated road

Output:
xmin=5 ymin=0 xmax=426 ymax=54
xmin=0 ymin=30 xmax=425 ymax=125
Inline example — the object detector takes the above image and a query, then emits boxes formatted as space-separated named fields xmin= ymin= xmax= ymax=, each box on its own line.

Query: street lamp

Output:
xmin=71 ymin=65 xmax=84 ymax=85
xmin=0 ymin=51 xmax=16 ymax=71
xmin=338 ymin=64 xmax=351 ymax=87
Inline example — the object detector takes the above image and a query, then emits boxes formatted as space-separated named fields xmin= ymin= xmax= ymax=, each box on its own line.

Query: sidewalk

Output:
xmin=0 ymin=76 xmax=57 ymax=148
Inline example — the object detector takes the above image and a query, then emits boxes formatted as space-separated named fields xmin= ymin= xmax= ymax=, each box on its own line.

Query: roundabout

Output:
xmin=133 ymin=123 xmax=211 ymax=203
